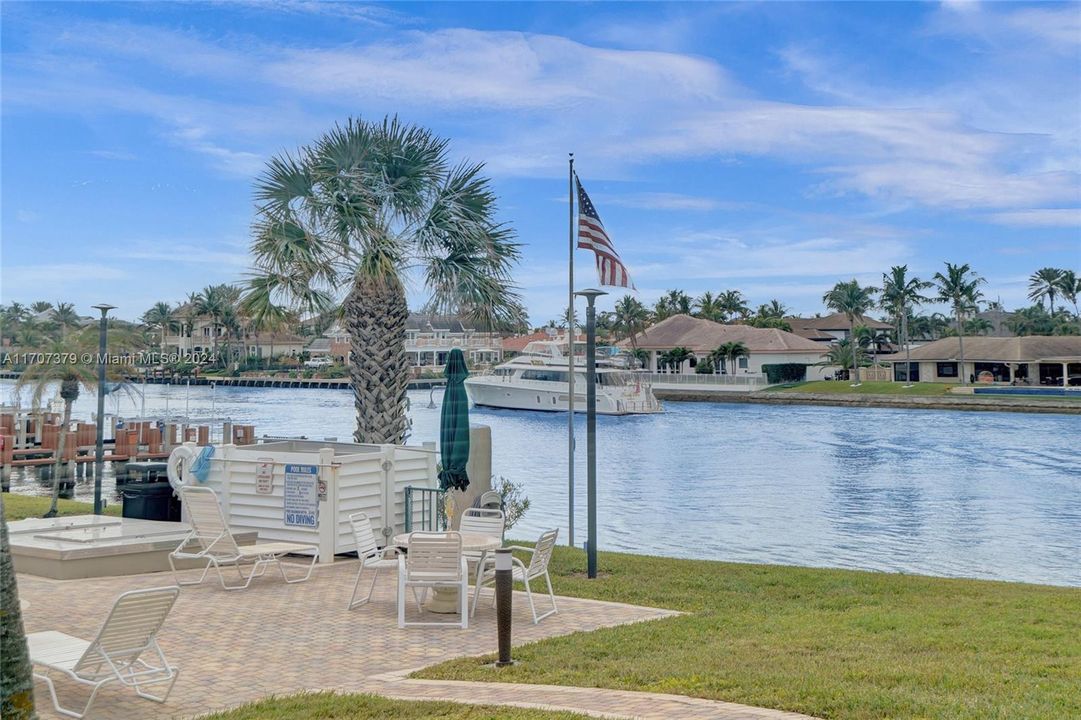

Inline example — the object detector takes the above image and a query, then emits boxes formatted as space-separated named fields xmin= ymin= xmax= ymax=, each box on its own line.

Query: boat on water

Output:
xmin=465 ymin=341 xmax=662 ymax=415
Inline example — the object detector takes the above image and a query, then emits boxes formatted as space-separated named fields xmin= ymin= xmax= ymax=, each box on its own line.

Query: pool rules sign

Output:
xmin=283 ymin=464 xmax=319 ymax=527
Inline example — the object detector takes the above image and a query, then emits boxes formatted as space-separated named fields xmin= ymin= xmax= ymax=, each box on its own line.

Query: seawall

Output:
xmin=653 ymin=389 xmax=1081 ymax=415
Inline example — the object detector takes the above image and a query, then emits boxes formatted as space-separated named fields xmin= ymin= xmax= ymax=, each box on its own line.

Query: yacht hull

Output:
xmin=465 ymin=377 xmax=660 ymax=415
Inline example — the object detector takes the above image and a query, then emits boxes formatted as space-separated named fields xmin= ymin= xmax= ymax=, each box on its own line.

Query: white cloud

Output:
xmin=987 ymin=209 xmax=1081 ymax=228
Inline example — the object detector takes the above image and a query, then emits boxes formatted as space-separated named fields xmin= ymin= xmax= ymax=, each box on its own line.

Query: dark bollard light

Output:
xmin=494 ymin=547 xmax=514 ymax=667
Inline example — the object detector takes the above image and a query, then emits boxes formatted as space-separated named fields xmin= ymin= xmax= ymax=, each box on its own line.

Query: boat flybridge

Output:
xmin=465 ymin=341 xmax=662 ymax=415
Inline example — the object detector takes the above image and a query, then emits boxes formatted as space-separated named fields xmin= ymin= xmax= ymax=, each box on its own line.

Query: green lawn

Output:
xmin=417 ymin=547 xmax=1081 ymax=720
xmin=1 ymin=494 xmax=120 ymax=521
xmin=767 ymin=380 xmax=954 ymax=395
xmin=199 ymin=692 xmax=592 ymax=719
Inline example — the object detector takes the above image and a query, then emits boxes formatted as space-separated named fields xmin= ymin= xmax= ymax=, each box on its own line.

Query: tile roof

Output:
xmin=903 ymin=335 xmax=1081 ymax=362
xmin=623 ymin=314 xmax=827 ymax=353
xmin=787 ymin=312 xmax=893 ymax=332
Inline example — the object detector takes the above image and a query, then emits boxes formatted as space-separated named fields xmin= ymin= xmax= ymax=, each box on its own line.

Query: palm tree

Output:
xmin=820 ymin=338 xmax=865 ymax=380
xmin=194 ymin=284 xmax=240 ymax=367
xmin=1028 ymin=267 xmax=1065 ymax=316
xmin=964 ymin=317 xmax=994 ymax=336
xmin=141 ymin=301 xmax=177 ymax=354
xmin=15 ymin=327 xmax=139 ymax=516
xmin=0 ymin=495 xmax=36 ymax=719
xmin=711 ymin=341 xmax=749 ymax=376
xmin=50 ymin=302 xmax=80 ymax=340
xmin=693 ymin=292 xmax=725 ymax=322
xmin=659 ymin=346 xmax=692 ymax=374
xmin=240 ymin=286 xmax=291 ymax=369
xmin=881 ymin=265 xmax=932 ymax=386
xmin=30 ymin=300 xmax=53 ymax=313
xmin=822 ymin=279 xmax=877 ymax=385
xmin=612 ymin=295 xmax=651 ymax=350
xmin=1055 ymin=269 xmax=1080 ymax=333
xmin=755 ymin=299 xmax=788 ymax=319
xmin=245 ymin=117 xmax=520 ymax=444
xmin=718 ymin=290 xmax=749 ymax=322
xmin=654 ymin=290 xmax=692 ymax=321
xmin=933 ymin=263 xmax=985 ymax=386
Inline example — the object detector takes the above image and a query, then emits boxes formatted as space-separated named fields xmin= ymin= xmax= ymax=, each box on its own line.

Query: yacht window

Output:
xmin=522 ymin=369 xmax=567 ymax=382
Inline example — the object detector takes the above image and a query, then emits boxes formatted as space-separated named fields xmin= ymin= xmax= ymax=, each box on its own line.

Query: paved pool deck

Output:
xmin=18 ymin=560 xmax=817 ymax=719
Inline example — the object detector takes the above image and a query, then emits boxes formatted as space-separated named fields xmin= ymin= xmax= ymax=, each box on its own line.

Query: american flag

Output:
xmin=576 ymin=176 xmax=633 ymax=288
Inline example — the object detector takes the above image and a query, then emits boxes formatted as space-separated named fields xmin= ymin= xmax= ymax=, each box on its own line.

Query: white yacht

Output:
xmin=465 ymin=341 xmax=662 ymax=415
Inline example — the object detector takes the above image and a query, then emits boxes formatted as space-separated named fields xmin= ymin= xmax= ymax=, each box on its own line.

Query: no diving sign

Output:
xmin=283 ymin=464 xmax=319 ymax=527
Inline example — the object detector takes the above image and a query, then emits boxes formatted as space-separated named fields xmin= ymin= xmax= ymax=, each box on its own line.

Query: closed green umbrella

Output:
xmin=438 ymin=348 xmax=471 ymax=492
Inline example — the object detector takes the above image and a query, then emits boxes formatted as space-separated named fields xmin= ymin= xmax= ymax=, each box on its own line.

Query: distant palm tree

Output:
xmin=1028 ymin=267 xmax=1065 ymax=316
xmin=654 ymin=290 xmax=692 ymax=321
xmin=141 ymin=301 xmax=177 ymax=354
xmin=821 ymin=338 xmax=865 ymax=380
xmin=755 ymin=299 xmax=788 ymax=319
xmin=1055 ymin=269 xmax=1080 ymax=333
xmin=245 ymin=117 xmax=520 ymax=443
xmin=718 ymin=289 xmax=749 ymax=322
xmin=612 ymin=295 xmax=651 ymax=350
xmin=933 ymin=263 xmax=985 ymax=385
xmin=822 ymin=279 xmax=877 ymax=385
xmin=30 ymin=300 xmax=53 ymax=313
xmin=964 ymin=317 xmax=994 ymax=336
xmin=660 ymin=346 xmax=692 ymax=373
xmin=880 ymin=265 xmax=932 ymax=385
xmin=711 ymin=341 xmax=748 ymax=376
xmin=693 ymin=291 xmax=725 ymax=322
xmin=50 ymin=302 xmax=80 ymax=340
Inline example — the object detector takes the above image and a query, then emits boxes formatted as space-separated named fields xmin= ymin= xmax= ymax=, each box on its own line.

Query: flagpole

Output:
xmin=567 ymin=152 xmax=576 ymax=548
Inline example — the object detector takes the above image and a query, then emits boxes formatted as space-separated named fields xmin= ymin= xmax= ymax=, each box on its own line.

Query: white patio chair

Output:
xmin=398 ymin=531 xmax=469 ymax=629
xmin=472 ymin=528 xmax=559 ymax=623
xmin=459 ymin=506 xmax=505 ymax=585
xmin=28 ymin=586 xmax=181 ymax=719
xmin=347 ymin=511 xmax=401 ymax=610
xmin=169 ymin=486 xmax=318 ymax=590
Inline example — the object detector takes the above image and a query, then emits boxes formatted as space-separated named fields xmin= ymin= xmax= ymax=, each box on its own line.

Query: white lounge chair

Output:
xmin=347 ymin=511 xmax=401 ymax=610
xmin=28 ymin=586 xmax=181 ymax=719
xmin=169 ymin=486 xmax=318 ymax=590
xmin=472 ymin=528 xmax=559 ymax=623
xmin=398 ymin=531 xmax=469 ymax=629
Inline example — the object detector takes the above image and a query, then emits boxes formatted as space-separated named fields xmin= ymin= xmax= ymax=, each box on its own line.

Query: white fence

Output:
xmin=646 ymin=373 xmax=766 ymax=387
xmin=190 ymin=440 xmax=438 ymax=564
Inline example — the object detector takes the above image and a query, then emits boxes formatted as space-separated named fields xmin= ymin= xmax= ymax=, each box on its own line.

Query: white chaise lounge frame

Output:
xmin=28 ymin=586 xmax=181 ymax=719
xmin=170 ymin=485 xmax=318 ymax=590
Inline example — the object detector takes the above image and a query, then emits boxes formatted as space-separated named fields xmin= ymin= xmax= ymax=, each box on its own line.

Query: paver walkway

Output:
xmin=18 ymin=561 xmax=817 ymax=719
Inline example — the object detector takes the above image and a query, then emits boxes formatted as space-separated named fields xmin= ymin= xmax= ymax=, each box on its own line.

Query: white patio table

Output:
xmin=393 ymin=531 xmax=502 ymax=614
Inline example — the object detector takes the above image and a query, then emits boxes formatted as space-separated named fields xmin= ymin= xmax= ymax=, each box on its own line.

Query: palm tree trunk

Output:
xmin=956 ymin=308 xmax=966 ymax=385
xmin=850 ymin=315 xmax=861 ymax=385
xmin=347 ymin=275 xmax=411 ymax=444
xmin=46 ymin=401 xmax=74 ymax=517
xmin=0 ymin=497 xmax=36 ymax=719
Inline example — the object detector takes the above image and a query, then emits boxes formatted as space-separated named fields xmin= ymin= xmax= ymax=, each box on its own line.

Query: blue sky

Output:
xmin=2 ymin=1 xmax=1079 ymax=324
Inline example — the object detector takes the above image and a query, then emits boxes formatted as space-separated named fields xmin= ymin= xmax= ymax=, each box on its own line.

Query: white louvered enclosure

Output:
xmin=182 ymin=440 xmax=438 ymax=564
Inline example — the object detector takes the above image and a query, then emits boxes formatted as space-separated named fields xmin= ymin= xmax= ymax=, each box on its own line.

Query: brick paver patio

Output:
xmin=18 ymin=560 xmax=816 ymax=719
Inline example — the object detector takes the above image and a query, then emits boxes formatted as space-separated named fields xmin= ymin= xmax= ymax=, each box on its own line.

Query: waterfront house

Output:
xmin=623 ymin=314 xmax=830 ymax=379
xmin=164 ymin=308 xmax=306 ymax=360
xmin=405 ymin=314 xmax=502 ymax=369
xmin=786 ymin=312 xmax=893 ymax=345
xmin=890 ymin=335 xmax=1081 ymax=385
xmin=317 ymin=315 xmax=503 ymax=370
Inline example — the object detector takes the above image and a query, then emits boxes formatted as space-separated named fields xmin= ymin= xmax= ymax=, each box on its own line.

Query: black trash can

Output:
xmin=118 ymin=461 xmax=170 ymax=487
xmin=121 ymin=481 xmax=181 ymax=522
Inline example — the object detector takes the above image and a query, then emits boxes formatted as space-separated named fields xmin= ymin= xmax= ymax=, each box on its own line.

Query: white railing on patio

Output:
xmin=646 ymin=373 xmax=766 ymax=386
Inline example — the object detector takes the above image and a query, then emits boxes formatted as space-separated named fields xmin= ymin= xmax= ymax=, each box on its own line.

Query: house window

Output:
xmin=738 ymin=357 xmax=749 ymax=369
xmin=936 ymin=362 xmax=958 ymax=378
xmin=894 ymin=362 xmax=920 ymax=382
